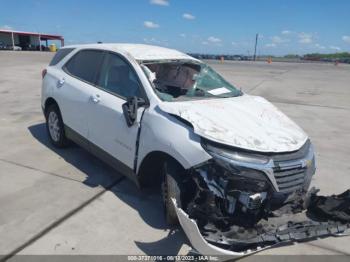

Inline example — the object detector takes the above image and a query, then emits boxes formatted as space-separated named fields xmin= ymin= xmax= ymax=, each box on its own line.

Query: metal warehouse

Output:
xmin=0 ymin=29 xmax=64 ymax=51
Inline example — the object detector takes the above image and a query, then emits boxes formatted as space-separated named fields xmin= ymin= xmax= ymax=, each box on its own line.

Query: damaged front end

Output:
xmin=173 ymin=139 xmax=350 ymax=256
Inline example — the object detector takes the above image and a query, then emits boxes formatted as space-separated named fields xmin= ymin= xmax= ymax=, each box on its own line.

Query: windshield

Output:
xmin=142 ymin=61 xmax=242 ymax=101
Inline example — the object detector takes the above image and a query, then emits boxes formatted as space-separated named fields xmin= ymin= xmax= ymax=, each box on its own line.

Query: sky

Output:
xmin=1 ymin=0 xmax=350 ymax=55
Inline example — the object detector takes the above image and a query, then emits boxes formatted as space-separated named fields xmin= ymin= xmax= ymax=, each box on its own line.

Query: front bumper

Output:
xmin=172 ymin=199 xmax=271 ymax=257
xmin=173 ymin=140 xmax=350 ymax=258
xmin=173 ymin=198 xmax=350 ymax=258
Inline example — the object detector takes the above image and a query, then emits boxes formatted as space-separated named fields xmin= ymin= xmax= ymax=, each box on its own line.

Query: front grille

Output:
xmin=273 ymin=165 xmax=307 ymax=193
xmin=272 ymin=140 xmax=310 ymax=193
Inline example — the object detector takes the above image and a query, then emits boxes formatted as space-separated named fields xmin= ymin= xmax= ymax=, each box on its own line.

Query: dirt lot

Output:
xmin=0 ymin=51 xmax=350 ymax=259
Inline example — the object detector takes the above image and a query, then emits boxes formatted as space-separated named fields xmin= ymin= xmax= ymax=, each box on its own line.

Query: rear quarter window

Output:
xmin=63 ymin=50 xmax=105 ymax=85
xmin=49 ymin=48 xmax=75 ymax=66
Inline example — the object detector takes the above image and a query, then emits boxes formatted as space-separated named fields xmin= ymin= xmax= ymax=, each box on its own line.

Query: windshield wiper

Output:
xmin=193 ymin=88 xmax=206 ymax=96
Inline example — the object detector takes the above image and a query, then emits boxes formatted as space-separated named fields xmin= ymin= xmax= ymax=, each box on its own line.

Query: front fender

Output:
xmin=136 ymin=106 xmax=211 ymax=173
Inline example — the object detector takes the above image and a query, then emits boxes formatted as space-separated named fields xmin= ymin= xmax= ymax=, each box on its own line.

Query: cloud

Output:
xmin=0 ymin=25 xmax=13 ymax=30
xmin=299 ymin=38 xmax=312 ymax=44
xmin=143 ymin=37 xmax=158 ymax=44
xmin=143 ymin=21 xmax=160 ymax=29
xmin=342 ymin=35 xmax=350 ymax=44
xmin=281 ymin=30 xmax=292 ymax=35
xmin=208 ymin=36 xmax=221 ymax=43
xmin=315 ymin=43 xmax=326 ymax=49
xmin=330 ymin=45 xmax=341 ymax=51
xmin=183 ymin=13 xmax=195 ymax=20
xmin=265 ymin=43 xmax=276 ymax=48
xmin=150 ymin=0 xmax=169 ymax=6
xmin=202 ymin=41 xmax=209 ymax=45
xmin=298 ymin=32 xmax=313 ymax=44
xmin=231 ymin=41 xmax=237 ymax=46
xmin=271 ymin=36 xmax=289 ymax=44
xmin=143 ymin=37 xmax=168 ymax=46
xmin=179 ymin=33 xmax=186 ymax=38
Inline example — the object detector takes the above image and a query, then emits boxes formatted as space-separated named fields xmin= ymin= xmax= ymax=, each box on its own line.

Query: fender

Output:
xmin=136 ymin=105 xmax=211 ymax=174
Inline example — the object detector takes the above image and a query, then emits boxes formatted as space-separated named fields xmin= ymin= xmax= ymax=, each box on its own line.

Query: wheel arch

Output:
xmin=137 ymin=150 xmax=186 ymax=188
xmin=44 ymin=97 xmax=59 ymax=115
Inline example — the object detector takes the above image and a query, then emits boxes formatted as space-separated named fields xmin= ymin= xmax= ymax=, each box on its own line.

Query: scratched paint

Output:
xmin=159 ymin=94 xmax=308 ymax=152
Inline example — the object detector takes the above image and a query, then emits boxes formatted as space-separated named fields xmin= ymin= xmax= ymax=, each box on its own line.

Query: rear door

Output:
xmin=56 ymin=49 xmax=105 ymax=140
xmin=87 ymin=52 xmax=146 ymax=175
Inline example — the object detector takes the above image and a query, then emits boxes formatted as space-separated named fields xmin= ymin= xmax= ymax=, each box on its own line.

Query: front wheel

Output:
xmin=161 ymin=161 xmax=183 ymax=225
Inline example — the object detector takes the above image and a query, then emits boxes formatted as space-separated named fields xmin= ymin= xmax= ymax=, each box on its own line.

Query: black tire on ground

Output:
xmin=45 ymin=103 xmax=69 ymax=148
xmin=162 ymin=160 xmax=183 ymax=225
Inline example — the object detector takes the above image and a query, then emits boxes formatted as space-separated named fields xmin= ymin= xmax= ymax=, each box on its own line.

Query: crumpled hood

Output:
xmin=158 ymin=94 xmax=308 ymax=152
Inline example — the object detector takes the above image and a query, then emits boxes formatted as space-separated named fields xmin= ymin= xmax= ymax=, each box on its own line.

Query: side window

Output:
xmin=49 ymin=48 xmax=74 ymax=66
xmin=64 ymin=50 xmax=104 ymax=85
xmin=97 ymin=53 xmax=141 ymax=98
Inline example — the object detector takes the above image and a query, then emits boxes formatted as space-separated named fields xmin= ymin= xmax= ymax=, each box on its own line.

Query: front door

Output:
xmin=87 ymin=52 xmax=146 ymax=175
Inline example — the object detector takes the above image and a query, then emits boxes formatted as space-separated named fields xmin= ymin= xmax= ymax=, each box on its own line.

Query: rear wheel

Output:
xmin=161 ymin=160 xmax=183 ymax=225
xmin=45 ymin=104 xmax=69 ymax=148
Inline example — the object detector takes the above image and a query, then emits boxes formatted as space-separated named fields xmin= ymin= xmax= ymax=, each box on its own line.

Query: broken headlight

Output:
xmin=204 ymin=142 xmax=270 ymax=165
xmin=201 ymin=141 xmax=273 ymax=193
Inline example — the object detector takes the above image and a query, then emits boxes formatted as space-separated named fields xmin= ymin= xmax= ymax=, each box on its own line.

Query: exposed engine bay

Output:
xmin=171 ymin=139 xmax=350 ymax=255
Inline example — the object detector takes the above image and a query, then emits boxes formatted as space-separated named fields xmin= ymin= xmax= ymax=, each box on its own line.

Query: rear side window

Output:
xmin=49 ymin=48 xmax=74 ymax=66
xmin=64 ymin=50 xmax=104 ymax=84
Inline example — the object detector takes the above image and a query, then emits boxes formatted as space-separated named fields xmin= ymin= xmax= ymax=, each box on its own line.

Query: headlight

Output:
xmin=204 ymin=143 xmax=270 ymax=165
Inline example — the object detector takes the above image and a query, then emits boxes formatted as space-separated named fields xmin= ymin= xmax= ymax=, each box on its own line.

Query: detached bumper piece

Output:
xmin=307 ymin=189 xmax=350 ymax=222
xmin=172 ymin=188 xmax=350 ymax=257
xmin=204 ymin=221 xmax=350 ymax=252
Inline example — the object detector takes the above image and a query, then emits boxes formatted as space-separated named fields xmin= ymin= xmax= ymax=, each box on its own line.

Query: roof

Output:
xmin=64 ymin=43 xmax=198 ymax=62
xmin=0 ymin=29 xmax=63 ymax=40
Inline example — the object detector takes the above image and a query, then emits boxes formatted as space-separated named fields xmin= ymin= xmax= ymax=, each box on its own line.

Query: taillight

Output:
xmin=42 ymin=69 xmax=47 ymax=79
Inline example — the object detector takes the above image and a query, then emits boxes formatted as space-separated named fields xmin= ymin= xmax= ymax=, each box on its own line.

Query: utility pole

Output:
xmin=11 ymin=32 xmax=15 ymax=51
xmin=253 ymin=33 xmax=258 ymax=61
xmin=39 ymin=35 xmax=42 ymax=51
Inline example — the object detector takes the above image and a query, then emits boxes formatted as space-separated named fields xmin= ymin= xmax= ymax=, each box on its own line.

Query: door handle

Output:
xmin=90 ymin=94 xmax=100 ymax=104
xmin=57 ymin=78 xmax=65 ymax=88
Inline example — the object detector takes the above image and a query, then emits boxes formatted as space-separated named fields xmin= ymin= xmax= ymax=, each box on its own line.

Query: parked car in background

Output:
xmin=0 ymin=43 xmax=22 ymax=51
xmin=0 ymin=42 xmax=11 ymax=50
xmin=13 ymin=45 xmax=22 ymax=51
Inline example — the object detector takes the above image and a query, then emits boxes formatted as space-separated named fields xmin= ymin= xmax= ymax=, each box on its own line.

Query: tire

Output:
xmin=45 ymin=103 xmax=69 ymax=148
xmin=161 ymin=160 xmax=183 ymax=225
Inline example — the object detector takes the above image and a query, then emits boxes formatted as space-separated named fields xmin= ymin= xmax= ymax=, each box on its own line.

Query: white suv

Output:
xmin=42 ymin=44 xmax=319 ymax=255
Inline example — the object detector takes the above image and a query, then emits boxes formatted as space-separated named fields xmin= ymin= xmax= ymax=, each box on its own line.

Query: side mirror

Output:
xmin=122 ymin=96 xmax=146 ymax=127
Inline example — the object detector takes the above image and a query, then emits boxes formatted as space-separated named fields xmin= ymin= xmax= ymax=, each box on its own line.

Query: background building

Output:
xmin=0 ymin=29 xmax=64 ymax=51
